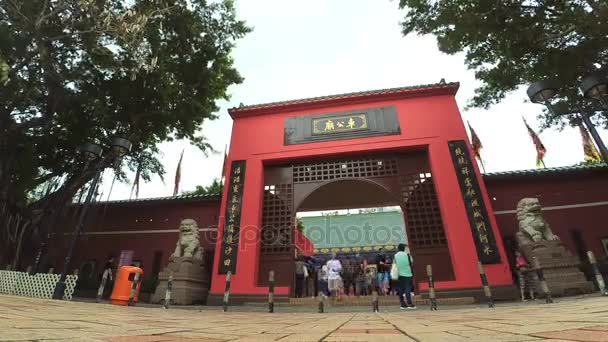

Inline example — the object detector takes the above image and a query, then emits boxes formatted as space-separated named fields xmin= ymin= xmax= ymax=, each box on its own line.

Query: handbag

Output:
xmin=390 ymin=262 xmax=399 ymax=279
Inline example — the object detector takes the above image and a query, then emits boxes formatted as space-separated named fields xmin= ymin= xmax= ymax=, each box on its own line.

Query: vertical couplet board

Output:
xmin=448 ymin=140 xmax=501 ymax=264
xmin=218 ymin=160 xmax=246 ymax=274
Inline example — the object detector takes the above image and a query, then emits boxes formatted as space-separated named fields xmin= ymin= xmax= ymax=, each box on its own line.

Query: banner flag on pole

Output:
xmin=522 ymin=117 xmax=547 ymax=168
xmin=467 ymin=121 xmax=486 ymax=173
xmin=173 ymin=149 xmax=184 ymax=196
xmin=130 ymin=162 xmax=141 ymax=199
xmin=579 ymin=124 xmax=602 ymax=162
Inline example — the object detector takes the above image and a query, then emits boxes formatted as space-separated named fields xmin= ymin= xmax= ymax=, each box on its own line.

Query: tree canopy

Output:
xmin=0 ymin=0 xmax=249 ymax=266
xmin=183 ymin=178 xmax=223 ymax=196
xmin=398 ymin=0 xmax=608 ymax=128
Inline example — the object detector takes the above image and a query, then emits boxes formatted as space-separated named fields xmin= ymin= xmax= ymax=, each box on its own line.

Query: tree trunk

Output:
xmin=12 ymin=221 xmax=30 ymax=271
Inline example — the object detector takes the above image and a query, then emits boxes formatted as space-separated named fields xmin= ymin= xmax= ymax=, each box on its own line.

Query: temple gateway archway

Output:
xmin=209 ymin=82 xmax=514 ymax=304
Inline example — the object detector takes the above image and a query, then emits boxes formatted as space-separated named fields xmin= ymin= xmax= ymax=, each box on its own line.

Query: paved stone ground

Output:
xmin=2 ymin=295 xmax=608 ymax=341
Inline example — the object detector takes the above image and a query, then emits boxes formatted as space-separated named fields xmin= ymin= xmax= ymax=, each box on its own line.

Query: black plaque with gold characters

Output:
xmin=448 ymin=140 xmax=501 ymax=264
xmin=219 ymin=160 xmax=246 ymax=274
xmin=284 ymin=106 xmax=400 ymax=145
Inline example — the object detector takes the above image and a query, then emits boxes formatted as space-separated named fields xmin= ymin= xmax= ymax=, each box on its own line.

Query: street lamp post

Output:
xmin=52 ymin=137 xmax=131 ymax=300
xmin=527 ymin=73 xmax=608 ymax=163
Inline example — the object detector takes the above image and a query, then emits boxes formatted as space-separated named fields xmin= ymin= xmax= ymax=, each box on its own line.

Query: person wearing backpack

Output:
xmin=393 ymin=243 xmax=416 ymax=309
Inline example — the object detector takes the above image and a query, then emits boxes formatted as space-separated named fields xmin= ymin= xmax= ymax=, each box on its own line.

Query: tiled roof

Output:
xmin=93 ymin=192 xmax=221 ymax=206
xmin=228 ymin=81 xmax=459 ymax=116
xmin=483 ymin=163 xmax=607 ymax=179
xmin=92 ymin=164 xmax=606 ymax=205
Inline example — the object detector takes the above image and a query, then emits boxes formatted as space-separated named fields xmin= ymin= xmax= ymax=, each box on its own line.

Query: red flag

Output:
xmin=173 ymin=149 xmax=184 ymax=196
xmin=522 ymin=118 xmax=547 ymax=168
xmin=579 ymin=124 xmax=602 ymax=162
xmin=467 ymin=121 xmax=483 ymax=160
xmin=467 ymin=121 xmax=486 ymax=173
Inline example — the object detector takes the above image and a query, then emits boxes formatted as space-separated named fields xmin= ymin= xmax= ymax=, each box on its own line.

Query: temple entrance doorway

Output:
xmin=256 ymin=151 xmax=457 ymax=295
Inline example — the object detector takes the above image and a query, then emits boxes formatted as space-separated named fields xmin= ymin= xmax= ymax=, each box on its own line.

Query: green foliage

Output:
xmin=183 ymin=178 xmax=223 ymax=196
xmin=0 ymin=0 xmax=249 ymax=263
xmin=0 ymin=56 xmax=8 ymax=85
xmin=398 ymin=1 xmax=608 ymax=129
xmin=0 ymin=0 xmax=249 ymax=203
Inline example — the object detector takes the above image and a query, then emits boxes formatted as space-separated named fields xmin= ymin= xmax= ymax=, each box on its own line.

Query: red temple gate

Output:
xmin=209 ymin=82 xmax=514 ymax=302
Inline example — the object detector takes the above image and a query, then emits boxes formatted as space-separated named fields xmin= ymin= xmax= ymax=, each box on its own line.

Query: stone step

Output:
xmin=244 ymin=295 xmax=474 ymax=306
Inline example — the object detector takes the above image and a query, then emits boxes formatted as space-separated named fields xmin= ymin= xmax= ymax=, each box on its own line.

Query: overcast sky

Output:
xmin=103 ymin=0 xmax=607 ymax=201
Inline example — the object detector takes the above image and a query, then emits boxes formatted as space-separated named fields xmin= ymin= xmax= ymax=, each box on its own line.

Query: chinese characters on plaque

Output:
xmin=218 ymin=160 xmax=246 ymax=274
xmin=448 ymin=140 xmax=501 ymax=264
xmin=312 ymin=114 xmax=368 ymax=135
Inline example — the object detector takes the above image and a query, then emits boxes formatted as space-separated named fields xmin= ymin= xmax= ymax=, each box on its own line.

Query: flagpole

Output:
xmin=220 ymin=144 xmax=227 ymax=180
xmin=478 ymin=157 xmax=487 ymax=174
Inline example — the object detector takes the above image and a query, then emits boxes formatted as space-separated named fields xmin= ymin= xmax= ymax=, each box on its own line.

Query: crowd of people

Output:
xmin=294 ymin=244 xmax=417 ymax=309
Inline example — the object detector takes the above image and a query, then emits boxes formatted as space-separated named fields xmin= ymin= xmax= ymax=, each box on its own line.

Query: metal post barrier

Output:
xmin=163 ymin=271 xmax=173 ymax=309
xmin=127 ymin=272 xmax=141 ymax=306
xmin=268 ymin=270 xmax=275 ymax=313
xmin=517 ymin=269 xmax=526 ymax=302
xmin=477 ymin=262 xmax=494 ymax=308
xmin=96 ymin=269 xmax=109 ymax=303
xmin=371 ymin=290 xmax=379 ymax=313
xmin=222 ymin=271 xmax=232 ymax=312
xmin=588 ymin=251 xmax=608 ymax=296
xmin=531 ymin=257 xmax=553 ymax=304
xmin=426 ymin=265 xmax=437 ymax=311
xmin=318 ymin=291 xmax=324 ymax=313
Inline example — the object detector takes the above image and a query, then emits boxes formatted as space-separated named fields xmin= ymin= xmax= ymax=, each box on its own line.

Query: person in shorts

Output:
xmin=326 ymin=253 xmax=343 ymax=299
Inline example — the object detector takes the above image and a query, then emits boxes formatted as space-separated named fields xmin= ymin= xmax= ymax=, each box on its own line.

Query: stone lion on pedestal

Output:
xmin=515 ymin=198 xmax=559 ymax=245
xmin=172 ymin=218 xmax=203 ymax=261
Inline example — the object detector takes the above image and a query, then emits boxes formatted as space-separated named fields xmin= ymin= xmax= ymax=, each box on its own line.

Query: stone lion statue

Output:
xmin=172 ymin=218 xmax=203 ymax=261
xmin=515 ymin=198 xmax=559 ymax=245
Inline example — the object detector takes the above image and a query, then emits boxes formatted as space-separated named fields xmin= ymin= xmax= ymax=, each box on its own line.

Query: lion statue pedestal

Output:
xmin=151 ymin=219 xmax=209 ymax=305
xmin=515 ymin=198 xmax=593 ymax=297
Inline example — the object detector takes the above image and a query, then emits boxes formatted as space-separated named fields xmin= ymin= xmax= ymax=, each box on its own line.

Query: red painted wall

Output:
xmin=211 ymin=87 xmax=513 ymax=296
xmin=46 ymin=198 xmax=220 ymax=280
xmin=485 ymin=170 xmax=608 ymax=261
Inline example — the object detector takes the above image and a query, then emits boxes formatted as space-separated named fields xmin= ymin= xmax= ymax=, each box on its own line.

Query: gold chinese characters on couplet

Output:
xmin=219 ymin=160 xmax=246 ymax=274
xmin=450 ymin=141 xmax=501 ymax=264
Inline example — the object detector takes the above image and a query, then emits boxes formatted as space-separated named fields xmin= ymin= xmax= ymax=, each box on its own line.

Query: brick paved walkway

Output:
xmin=1 ymin=295 xmax=608 ymax=341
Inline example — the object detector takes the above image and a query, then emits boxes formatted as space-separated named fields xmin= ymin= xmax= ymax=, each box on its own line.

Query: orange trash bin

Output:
xmin=110 ymin=266 xmax=143 ymax=306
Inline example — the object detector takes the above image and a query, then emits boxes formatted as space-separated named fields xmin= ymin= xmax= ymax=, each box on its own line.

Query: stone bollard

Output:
xmin=26 ymin=265 xmax=32 ymax=275
xmin=163 ymin=271 xmax=173 ymax=309
xmin=587 ymin=251 xmax=608 ymax=296
xmin=426 ymin=265 xmax=437 ymax=311
xmin=127 ymin=272 xmax=141 ymax=306
xmin=371 ymin=290 xmax=379 ymax=313
xmin=477 ymin=262 xmax=494 ymax=308
xmin=222 ymin=271 xmax=232 ymax=312
xmin=318 ymin=291 xmax=324 ymax=313
xmin=268 ymin=270 xmax=275 ymax=313
xmin=531 ymin=257 xmax=553 ymax=304
xmin=96 ymin=269 xmax=110 ymax=303
xmin=48 ymin=267 xmax=54 ymax=274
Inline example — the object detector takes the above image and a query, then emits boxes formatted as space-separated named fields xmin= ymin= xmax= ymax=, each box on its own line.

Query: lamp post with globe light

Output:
xmin=52 ymin=137 xmax=131 ymax=300
xmin=527 ymin=72 xmax=608 ymax=163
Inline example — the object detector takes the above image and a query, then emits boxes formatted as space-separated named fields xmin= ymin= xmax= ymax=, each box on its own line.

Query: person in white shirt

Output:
xmin=326 ymin=253 xmax=342 ymax=299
